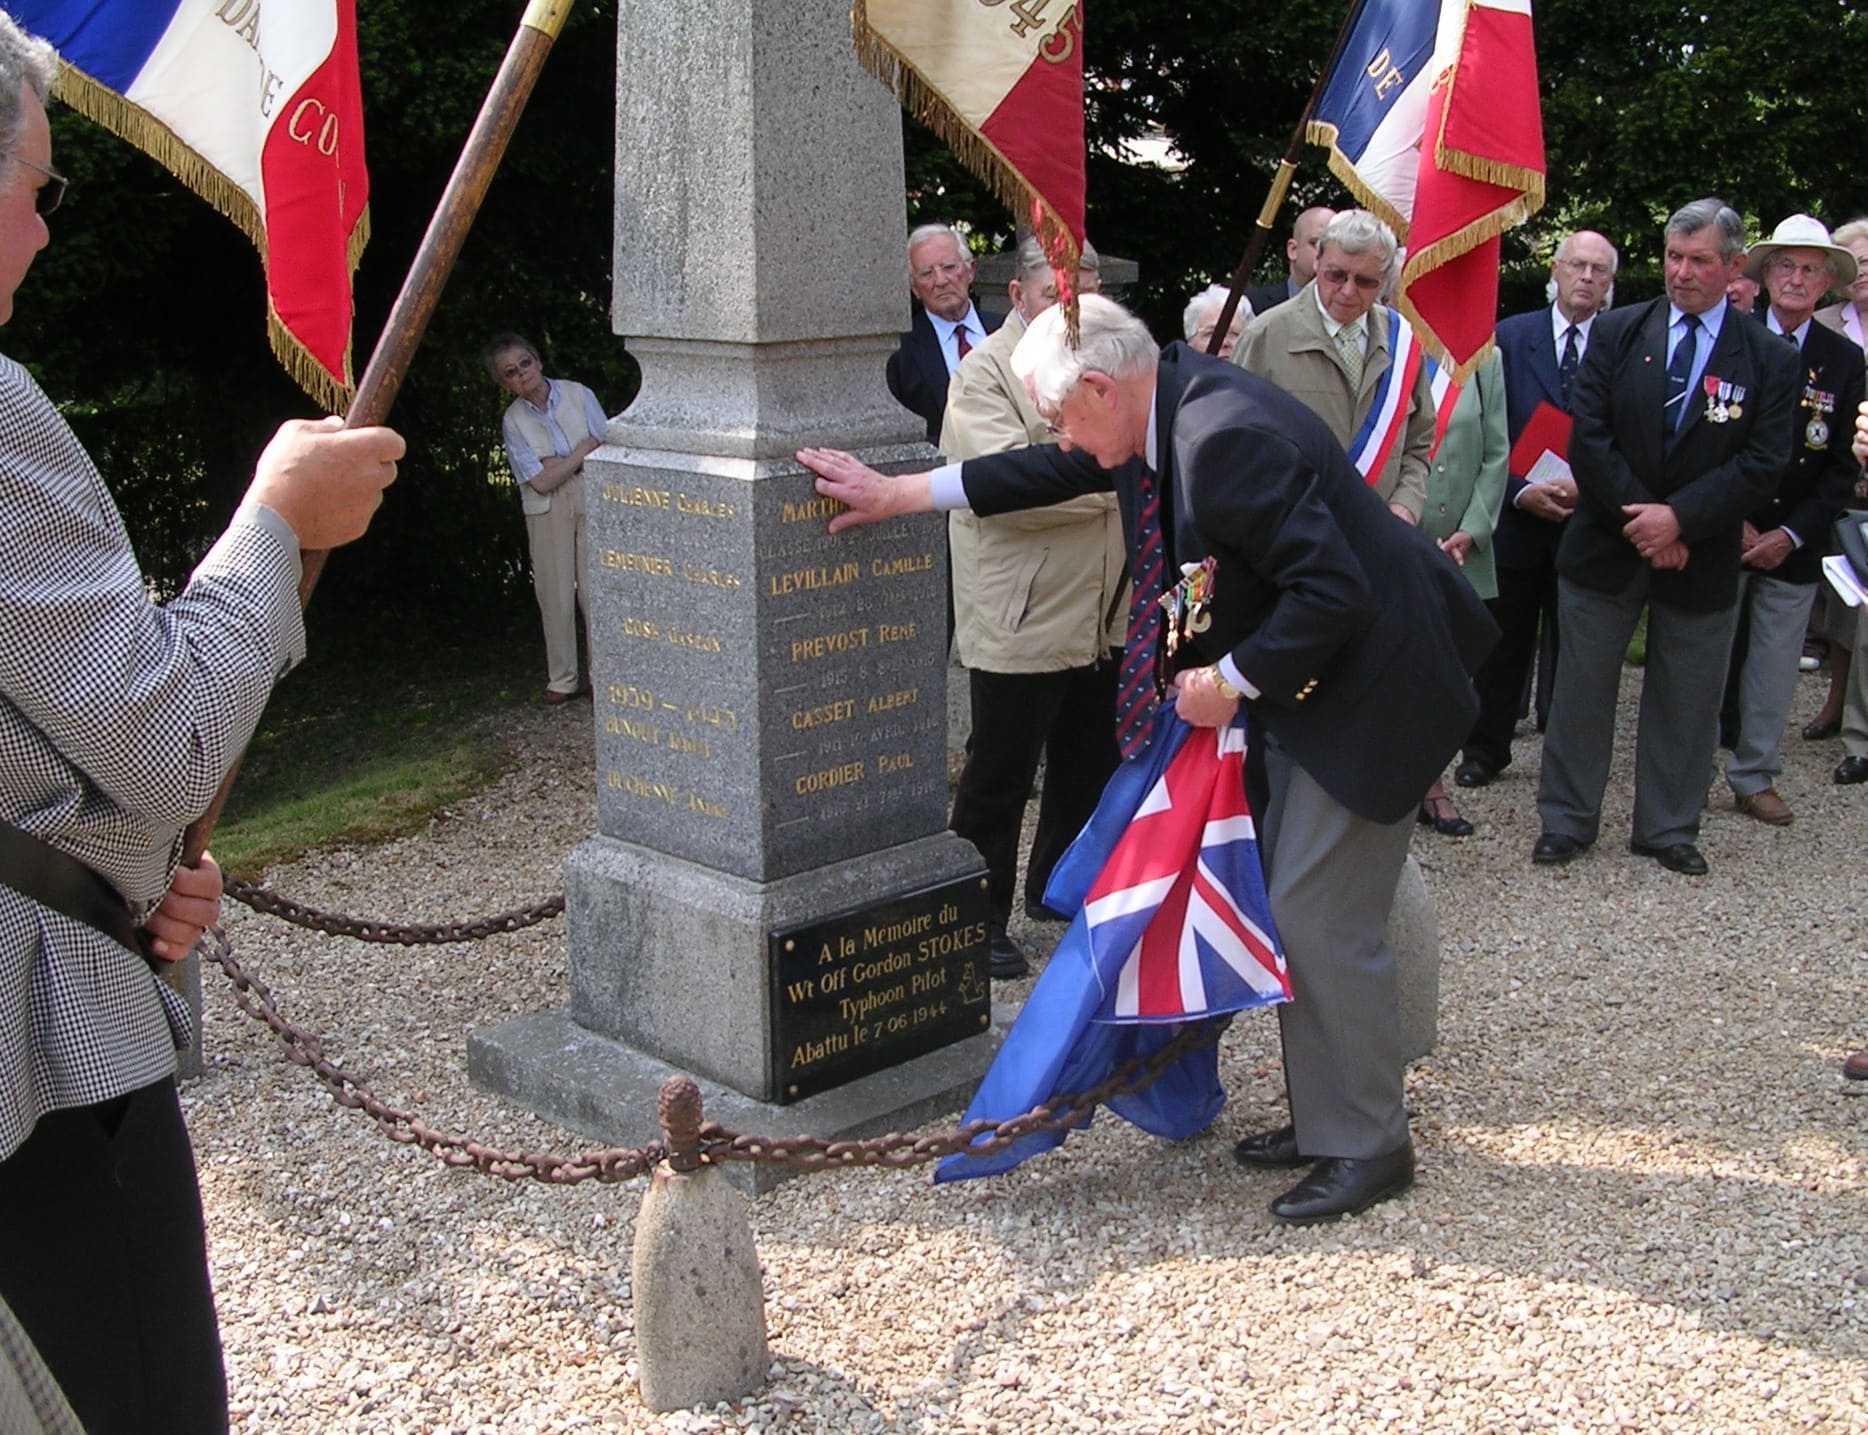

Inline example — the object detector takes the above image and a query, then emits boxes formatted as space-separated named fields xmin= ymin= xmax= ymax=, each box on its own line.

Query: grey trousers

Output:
xmin=1726 ymin=572 xmax=1818 ymax=796
xmin=1259 ymin=741 xmax=1414 ymax=1161
xmin=1538 ymin=575 xmax=1740 ymax=847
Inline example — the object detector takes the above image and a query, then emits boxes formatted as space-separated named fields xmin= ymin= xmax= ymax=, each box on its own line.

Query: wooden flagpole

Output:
xmin=181 ymin=0 xmax=578 ymax=864
xmin=1205 ymin=3 xmax=1362 ymax=356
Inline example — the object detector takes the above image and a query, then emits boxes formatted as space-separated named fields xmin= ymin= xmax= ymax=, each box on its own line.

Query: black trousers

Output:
xmin=950 ymin=660 xmax=1119 ymax=926
xmin=1464 ymin=560 xmax=1561 ymax=771
xmin=0 ymin=1080 xmax=227 ymax=1435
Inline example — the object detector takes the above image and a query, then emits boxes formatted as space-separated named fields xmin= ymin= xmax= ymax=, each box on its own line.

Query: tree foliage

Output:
xmin=11 ymin=0 xmax=1865 ymax=618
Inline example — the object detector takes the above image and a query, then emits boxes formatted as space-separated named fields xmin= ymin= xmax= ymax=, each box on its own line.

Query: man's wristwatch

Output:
xmin=1209 ymin=666 xmax=1245 ymax=702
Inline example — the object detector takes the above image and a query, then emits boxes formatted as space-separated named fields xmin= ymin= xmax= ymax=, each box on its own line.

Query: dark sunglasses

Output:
xmin=1318 ymin=264 xmax=1383 ymax=293
xmin=12 ymin=154 xmax=65 ymax=215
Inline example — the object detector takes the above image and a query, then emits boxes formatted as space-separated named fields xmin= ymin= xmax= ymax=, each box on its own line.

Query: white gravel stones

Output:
xmin=188 ymin=675 xmax=1868 ymax=1431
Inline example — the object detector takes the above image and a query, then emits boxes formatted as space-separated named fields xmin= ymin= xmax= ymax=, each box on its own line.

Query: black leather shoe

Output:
xmin=1232 ymin=1124 xmax=1310 ymax=1170
xmin=1531 ymin=832 xmax=1590 ymax=865
xmin=986 ymin=927 xmax=1030 ymax=980
xmin=1453 ymin=757 xmax=1499 ymax=788
xmin=1023 ymin=901 xmax=1071 ymax=923
xmin=1803 ymin=716 xmax=1842 ymax=741
xmin=1835 ymin=756 xmax=1868 ymax=786
xmin=1269 ymin=1146 xmax=1416 ymax=1224
xmin=1418 ymin=798 xmax=1474 ymax=837
xmin=1630 ymin=840 xmax=1708 ymax=875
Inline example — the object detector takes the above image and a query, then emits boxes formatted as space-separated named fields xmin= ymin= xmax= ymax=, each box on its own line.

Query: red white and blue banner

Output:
xmin=936 ymin=712 xmax=1288 ymax=1184
xmin=5 ymin=0 xmax=370 ymax=409
xmin=1345 ymin=304 xmax=1424 ymax=483
xmin=1308 ymin=0 xmax=1544 ymax=379
xmin=853 ymin=1 xmax=1086 ymax=314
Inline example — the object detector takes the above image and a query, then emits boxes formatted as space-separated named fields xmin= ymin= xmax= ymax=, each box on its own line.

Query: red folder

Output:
xmin=1509 ymin=401 xmax=1572 ymax=479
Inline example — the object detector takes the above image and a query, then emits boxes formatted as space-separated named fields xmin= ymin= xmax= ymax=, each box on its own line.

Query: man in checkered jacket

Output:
xmin=0 ymin=17 xmax=403 ymax=1430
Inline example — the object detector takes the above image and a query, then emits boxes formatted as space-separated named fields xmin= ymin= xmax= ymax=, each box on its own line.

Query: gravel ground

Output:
xmin=189 ymin=669 xmax=1868 ymax=1434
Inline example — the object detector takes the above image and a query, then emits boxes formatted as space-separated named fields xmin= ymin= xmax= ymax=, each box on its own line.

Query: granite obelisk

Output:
xmin=470 ymin=0 xmax=998 ymax=1182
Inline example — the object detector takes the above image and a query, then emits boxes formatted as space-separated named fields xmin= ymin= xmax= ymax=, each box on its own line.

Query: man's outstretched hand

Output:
xmin=796 ymin=448 xmax=933 ymax=532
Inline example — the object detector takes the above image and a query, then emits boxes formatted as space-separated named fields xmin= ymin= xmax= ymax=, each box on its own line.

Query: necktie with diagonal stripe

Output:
xmin=1664 ymin=311 xmax=1701 ymax=445
xmin=955 ymin=325 xmax=973 ymax=360
xmin=1115 ymin=466 xmax=1166 ymax=758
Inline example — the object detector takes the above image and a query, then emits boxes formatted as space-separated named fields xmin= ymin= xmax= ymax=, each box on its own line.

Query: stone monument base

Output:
xmin=468 ymin=1008 xmax=1004 ymax=1196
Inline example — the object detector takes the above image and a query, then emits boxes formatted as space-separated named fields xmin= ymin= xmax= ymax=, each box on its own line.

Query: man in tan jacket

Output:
xmin=1233 ymin=209 xmax=1431 ymax=523
xmin=941 ymin=237 xmax=1127 ymax=978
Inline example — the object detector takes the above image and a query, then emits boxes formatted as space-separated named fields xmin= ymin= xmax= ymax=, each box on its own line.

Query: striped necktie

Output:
xmin=1115 ymin=466 xmax=1166 ymax=758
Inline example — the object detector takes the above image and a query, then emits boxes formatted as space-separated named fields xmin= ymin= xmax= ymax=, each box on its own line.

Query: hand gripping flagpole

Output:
xmin=180 ymin=0 xmax=578 ymax=866
xmin=1205 ymin=0 xmax=1362 ymax=356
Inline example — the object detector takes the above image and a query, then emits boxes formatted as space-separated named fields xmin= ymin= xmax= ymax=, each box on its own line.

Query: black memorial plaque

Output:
xmin=769 ymin=874 xmax=992 ymax=1103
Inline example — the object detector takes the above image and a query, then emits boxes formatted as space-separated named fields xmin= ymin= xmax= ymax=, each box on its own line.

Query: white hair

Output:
xmin=906 ymin=222 xmax=970 ymax=269
xmin=1011 ymin=293 xmax=1159 ymax=412
xmin=1182 ymin=283 xmax=1248 ymax=340
xmin=1318 ymin=209 xmax=1399 ymax=282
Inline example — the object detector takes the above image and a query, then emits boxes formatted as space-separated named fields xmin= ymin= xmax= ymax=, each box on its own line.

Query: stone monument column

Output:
xmin=471 ymin=0 xmax=998 ymax=1172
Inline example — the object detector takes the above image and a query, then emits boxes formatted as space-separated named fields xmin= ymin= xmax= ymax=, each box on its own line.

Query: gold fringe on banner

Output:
xmin=1304 ymin=118 xmax=1411 ymax=243
xmin=53 ymin=59 xmax=365 ymax=412
xmin=851 ymin=1 xmax=1083 ymax=342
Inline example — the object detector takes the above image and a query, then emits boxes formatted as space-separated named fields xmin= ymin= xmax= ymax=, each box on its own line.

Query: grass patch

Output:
xmin=211 ymin=607 xmax=543 ymax=877
xmin=1625 ymin=607 xmax=1649 ymax=667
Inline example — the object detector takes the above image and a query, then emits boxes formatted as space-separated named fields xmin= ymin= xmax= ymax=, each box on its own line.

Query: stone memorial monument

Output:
xmin=470 ymin=0 xmax=999 ymax=1183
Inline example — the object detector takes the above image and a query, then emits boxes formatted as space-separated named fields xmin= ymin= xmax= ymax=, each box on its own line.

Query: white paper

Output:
xmin=1524 ymin=449 xmax=1573 ymax=486
xmin=1823 ymin=553 xmax=1868 ymax=608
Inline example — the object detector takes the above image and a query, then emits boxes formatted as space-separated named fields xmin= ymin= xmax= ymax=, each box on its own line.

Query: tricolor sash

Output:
xmin=1345 ymin=306 xmax=1424 ymax=483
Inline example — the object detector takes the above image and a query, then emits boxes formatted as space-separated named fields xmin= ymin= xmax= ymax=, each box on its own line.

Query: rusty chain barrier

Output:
xmin=211 ymin=884 xmax=1233 ymax=1183
xmin=223 ymin=876 xmax=564 ymax=945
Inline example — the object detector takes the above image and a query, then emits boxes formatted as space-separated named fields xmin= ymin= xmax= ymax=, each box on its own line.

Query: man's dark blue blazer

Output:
xmin=887 ymin=304 xmax=1002 ymax=445
xmin=1494 ymin=306 xmax=1572 ymax=570
xmin=956 ymin=344 xmax=1497 ymax=825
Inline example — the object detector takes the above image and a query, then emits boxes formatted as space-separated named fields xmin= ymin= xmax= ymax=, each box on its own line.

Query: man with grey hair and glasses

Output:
xmin=887 ymin=222 xmax=1001 ymax=444
xmin=0 ymin=14 xmax=403 ymax=1430
xmin=1532 ymin=199 xmax=1798 ymax=876
xmin=1457 ymin=229 xmax=1619 ymax=787
xmin=1233 ymin=208 xmax=1433 ymax=525
xmin=800 ymin=293 xmax=1494 ymax=1224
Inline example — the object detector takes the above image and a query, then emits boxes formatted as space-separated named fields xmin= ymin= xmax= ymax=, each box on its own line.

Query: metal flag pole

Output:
xmin=1205 ymin=0 xmax=1362 ymax=356
xmin=182 ymin=0 xmax=578 ymax=864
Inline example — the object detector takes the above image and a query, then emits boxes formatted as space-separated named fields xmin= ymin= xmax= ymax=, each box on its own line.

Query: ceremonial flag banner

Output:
xmin=935 ymin=712 xmax=1288 ymax=1184
xmin=853 ymin=0 xmax=1085 ymax=310
xmin=6 ymin=0 xmax=369 ymax=409
xmin=1308 ymin=0 xmax=1544 ymax=378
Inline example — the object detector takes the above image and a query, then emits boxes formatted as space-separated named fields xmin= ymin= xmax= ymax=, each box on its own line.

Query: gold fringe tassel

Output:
xmin=1304 ymin=120 xmax=1410 ymax=243
xmin=56 ymin=60 xmax=365 ymax=410
xmin=853 ymin=6 xmax=1082 ymax=345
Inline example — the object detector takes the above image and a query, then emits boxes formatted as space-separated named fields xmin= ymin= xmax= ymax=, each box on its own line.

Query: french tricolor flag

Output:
xmin=5 ymin=0 xmax=368 ymax=409
xmin=1308 ymin=0 xmax=1545 ymax=380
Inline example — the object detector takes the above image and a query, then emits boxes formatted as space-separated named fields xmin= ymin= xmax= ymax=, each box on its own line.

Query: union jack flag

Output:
xmin=1080 ymin=720 xmax=1286 ymax=1023
xmin=935 ymin=711 xmax=1287 ymax=1184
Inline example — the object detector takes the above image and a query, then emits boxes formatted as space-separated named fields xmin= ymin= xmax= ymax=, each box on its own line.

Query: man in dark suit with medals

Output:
xmin=1456 ymin=230 xmax=1618 ymax=787
xmin=1720 ymin=215 xmax=1864 ymax=826
xmin=801 ymin=294 xmax=1495 ymax=1224
xmin=1532 ymin=200 xmax=1799 ymax=875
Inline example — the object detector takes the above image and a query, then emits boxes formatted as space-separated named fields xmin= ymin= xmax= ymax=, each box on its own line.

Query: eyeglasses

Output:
xmin=1558 ymin=258 xmax=1613 ymax=278
xmin=10 ymin=154 xmax=64 ymax=215
xmin=498 ymin=352 xmax=538 ymax=381
xmin=1318 ymin=264 xmax=1383 ymax=293
xmin=1768 ymin=258 xmax=1828 ymax=281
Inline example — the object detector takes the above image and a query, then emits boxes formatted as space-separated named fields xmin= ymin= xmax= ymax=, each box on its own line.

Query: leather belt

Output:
xmin=0 ymin=818 xmax=142 ymax=954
